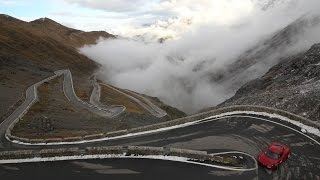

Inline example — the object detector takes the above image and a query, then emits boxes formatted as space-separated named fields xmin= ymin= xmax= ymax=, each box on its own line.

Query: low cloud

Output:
xmin=0 ymin=0 xmax=24 ymax=6
xmin=63 ymin=0 xmax=152 ymax=12
xmin=80 ymin=0 xmax=320 ymax=114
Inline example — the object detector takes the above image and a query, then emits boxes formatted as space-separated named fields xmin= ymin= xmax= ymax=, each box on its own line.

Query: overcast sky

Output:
xmin=0 ymin=0 xmax=261 ymax=37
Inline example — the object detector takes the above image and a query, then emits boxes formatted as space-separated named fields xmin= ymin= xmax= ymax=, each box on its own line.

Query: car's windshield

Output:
xmin=265 ymin=150 xmax=281 ymax=160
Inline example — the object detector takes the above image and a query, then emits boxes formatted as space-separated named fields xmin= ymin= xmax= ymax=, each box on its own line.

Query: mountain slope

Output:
xmin=30 ymin=17 xmax=115 ymax=48
xmin=0 ymin=14 xmax=104 ymax=72
xmin=0 ymin=15 xmax=104 ymax=115
xmin=208 ymin=15 xmax=320 ymax=87
xmin=218 ymin=43 xmax=320 ymax=122
xmin=191 ymin=14 xmax=320 ymax=112
xmin=0 ymin=14 xmax=186 ymax=124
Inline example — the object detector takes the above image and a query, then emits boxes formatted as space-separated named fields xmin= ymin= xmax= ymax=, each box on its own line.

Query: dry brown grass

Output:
xmin=0 ymin=15 xmax=100 ymax=78
xmin=72 ymin=77 xmax=91 ymax=102
xmin=100 ymin=84 xmax=146 ymax=114
xmin=11 ymin=75 xmax=123 ymax=139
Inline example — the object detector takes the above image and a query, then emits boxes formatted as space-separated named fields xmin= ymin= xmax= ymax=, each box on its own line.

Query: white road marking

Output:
xmin=0 ymin=154 xmax=257 ymax=172
xmin=7 ymin=112 xmax=320 ymax=146
xmin=199 ymin=115 xmax=320 ymax=146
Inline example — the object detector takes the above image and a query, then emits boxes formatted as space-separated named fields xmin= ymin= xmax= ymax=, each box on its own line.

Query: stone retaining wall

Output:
xmin=127 ymin=146 xmax=164 ymax=156
xmin=0 ymin=146 xmax=241 ymax=167
xmin=7 ymin=104 xmax=320 ymax=144
xmin=169 ymin=148 xmax=207 ymax=160
xmin=85 ymin=146 xmax=123 ymax=155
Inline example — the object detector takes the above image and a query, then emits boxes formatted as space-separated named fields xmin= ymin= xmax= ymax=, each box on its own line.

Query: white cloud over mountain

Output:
xmin=61 ymin=0 xmax=254 ymax=37
xmin=79 ymin=0 xmax=320 ymax=113
xmin=63 ymin=0 xmax=152 ymax=12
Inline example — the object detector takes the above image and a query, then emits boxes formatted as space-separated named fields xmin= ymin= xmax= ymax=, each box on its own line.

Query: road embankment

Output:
xmin=0 ymin=146 xmax=253 ymax=171
xmin=6 ymin=105 xmax=320 ymax=145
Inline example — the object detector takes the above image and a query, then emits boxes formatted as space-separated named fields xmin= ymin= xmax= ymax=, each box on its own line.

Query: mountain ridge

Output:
xmin=0 ymin=14 xmax=114 ymax=119
xmin=0 ymin=14 xmax=186 ymax=127
xmin=214 ymin=43 xmax=320 ymax=122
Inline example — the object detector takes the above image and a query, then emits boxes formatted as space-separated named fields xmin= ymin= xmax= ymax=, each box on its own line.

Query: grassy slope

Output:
xmin=100 ymin=84 xmax=146 ymax=114
xmin=0 ymin=15 xmax=112 ymax=116
xmin=11 ymin=76 xmax=126 ymax=139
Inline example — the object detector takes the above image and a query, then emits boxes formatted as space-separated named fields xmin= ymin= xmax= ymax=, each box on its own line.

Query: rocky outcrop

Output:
xmin=208 ymin=15 xmax=320 ymax=87
xmin=219 ymin=43 xmax=320 ymax=122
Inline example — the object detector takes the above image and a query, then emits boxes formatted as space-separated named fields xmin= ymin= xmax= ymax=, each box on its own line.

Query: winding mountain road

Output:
xmin=0 ymin=158 xmax=258 ymax=180
xmin=123 ymin=89 xmax=167 ymax=118
xmin=101 ymin=83 xmax=167 ymax=118
xmin=89 ymin=75 xmax=126 ymax=118
xmin=1 ymin=112 xmax=320 ymax=179
xmin=0 ymin=69 xmax=133 ymax=142
xmin=1 ymin=68 xmax=170 ymax=132
xmin=0 ymin=70 xmax=319 ymax=179
xmin=0 ymin=72 xmax=60 ymax=144
xmin=59 ymin=70 xmax=109 ymax=116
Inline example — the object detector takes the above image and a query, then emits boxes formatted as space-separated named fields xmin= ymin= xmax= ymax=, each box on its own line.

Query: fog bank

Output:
xmin=80 ymin=0 xmax=320 ymax=114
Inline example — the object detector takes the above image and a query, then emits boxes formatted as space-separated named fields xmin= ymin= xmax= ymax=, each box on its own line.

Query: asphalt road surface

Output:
xmin=0 ymin=72 xmax=60 ymax=142
xmin=1 ymin=114 xmax=320 ymax=179
xmin=0 ymin=70 xmax=319 ymax=180
xmin=0 ymin=69 xmax=168 ymax=143
xmin=102 ymin=83 xmax=167 ymax=118
xmin=60 ymin=69 xmax=118 ymax=117
xmin=89 ymin=75 xmax=126 ymax=118
xmin=0 ymin=158 xmax=257 ymax=180
xmin=123 ymin=89 xmax=167 ymax=118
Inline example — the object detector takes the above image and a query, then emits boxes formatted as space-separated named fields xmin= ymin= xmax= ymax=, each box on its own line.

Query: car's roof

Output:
xmin=269 ymin=143 xmax=285 ymax=154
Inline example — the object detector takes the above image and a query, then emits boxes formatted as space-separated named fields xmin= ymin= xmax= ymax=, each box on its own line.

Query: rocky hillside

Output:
xmin=0 ymin=14 xmax=186 ymax=122
xmin=0 ymin=14 xmax=113 ymax=74
xmin=219 ymin=43 xmax=320 ymax=122
xmin=207 ymin=15 xmax=320 ymax=93
xmin=0 ymin=14 xmax=109 ymax=117
xmin=29 ymin=17 xmax=115 ymax=48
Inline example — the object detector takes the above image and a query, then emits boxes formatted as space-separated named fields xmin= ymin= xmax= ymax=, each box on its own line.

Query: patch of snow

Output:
xmin=7 ymin=120 xmax=202 ymax=146
xmin=7 ymin=109 xmax=320 ymax=146
xmin=299 ymin=90 xmax=308 ymax=95
xmin=0 ymin=154 xmax=256 ymax=171
xmin=208 ymin=111 xmax=320 ymax=139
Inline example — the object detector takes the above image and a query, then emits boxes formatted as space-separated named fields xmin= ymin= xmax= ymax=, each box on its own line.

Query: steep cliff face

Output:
xmin=219 ymin=43 xmax=320 ymax=122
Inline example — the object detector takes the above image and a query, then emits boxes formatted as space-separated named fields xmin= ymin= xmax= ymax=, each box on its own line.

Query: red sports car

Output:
xmin=257 ymin=142 xmax=291 ymax=170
